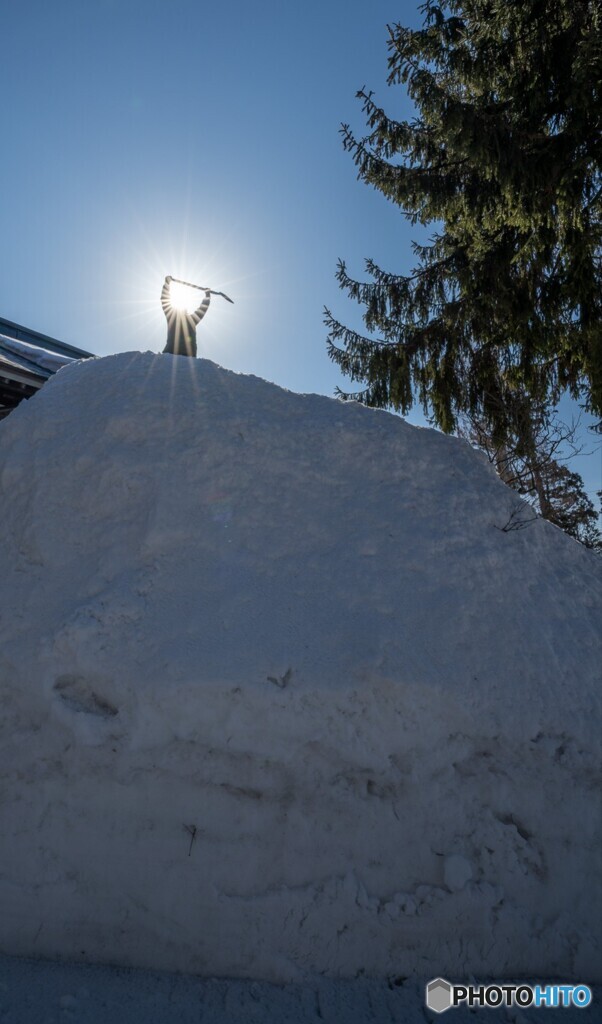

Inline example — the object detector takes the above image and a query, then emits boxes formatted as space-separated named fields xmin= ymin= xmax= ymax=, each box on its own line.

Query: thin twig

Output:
xmin=183 ymin=824 xmax=198 ymax=856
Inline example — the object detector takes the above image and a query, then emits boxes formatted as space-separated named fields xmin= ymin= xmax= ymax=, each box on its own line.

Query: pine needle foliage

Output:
xmin=325 ymin=0 xmax=602 ymax=444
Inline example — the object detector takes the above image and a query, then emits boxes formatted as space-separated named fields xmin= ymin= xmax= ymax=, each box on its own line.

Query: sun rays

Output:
xmin=168 ymin=280 xmax=200 ymax=313
xmin=108 ymin=232 xmax=246 ymax=349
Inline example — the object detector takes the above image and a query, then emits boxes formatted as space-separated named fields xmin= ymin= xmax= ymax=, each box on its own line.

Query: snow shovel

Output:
xmin=170 ymin=276 xmax=234 ymax=304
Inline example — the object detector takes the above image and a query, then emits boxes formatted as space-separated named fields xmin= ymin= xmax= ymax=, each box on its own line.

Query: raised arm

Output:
xmin=190 ymin=290 xmax=211 ymax=327
xmin=161 ymin=276 xmax=173 ymax=319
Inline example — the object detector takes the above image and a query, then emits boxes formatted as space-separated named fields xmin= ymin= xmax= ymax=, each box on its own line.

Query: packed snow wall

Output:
xmin=0 ymin=352 xmax=600 ymax=982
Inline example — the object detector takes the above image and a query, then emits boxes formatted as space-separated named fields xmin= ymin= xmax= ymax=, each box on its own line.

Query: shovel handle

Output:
xmin=169 ymin=276 xmax=234 ymax=303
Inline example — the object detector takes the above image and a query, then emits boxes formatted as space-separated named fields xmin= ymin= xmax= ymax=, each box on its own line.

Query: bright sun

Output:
xmin=169 ymin=281 xmax=199 ymax=313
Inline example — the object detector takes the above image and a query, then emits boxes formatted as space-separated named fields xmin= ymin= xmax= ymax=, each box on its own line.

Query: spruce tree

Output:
xmin=325 ymin=0 xmax=602 ymax=446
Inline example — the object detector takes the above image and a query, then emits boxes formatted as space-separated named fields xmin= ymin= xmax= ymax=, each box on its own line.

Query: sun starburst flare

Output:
xmin=168 ymin=281 xmax=199 ymax=313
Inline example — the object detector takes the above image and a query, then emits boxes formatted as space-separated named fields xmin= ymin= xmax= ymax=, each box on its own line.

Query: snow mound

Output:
xmin=1 ymin=351 xmax=600 ymax=983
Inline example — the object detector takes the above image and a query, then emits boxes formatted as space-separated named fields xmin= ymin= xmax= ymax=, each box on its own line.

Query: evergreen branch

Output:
xmin=324 ymin=308 xmax=391 ymax=350
xmin=333 ymin=384 xmax=371 ymax=403
xmin=327 ymin=0 xmax=602 ymax=457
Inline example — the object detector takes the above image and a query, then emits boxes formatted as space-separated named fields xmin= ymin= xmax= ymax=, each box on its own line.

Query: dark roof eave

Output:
xmin=0 ymin=315 xmax=93 ymax=360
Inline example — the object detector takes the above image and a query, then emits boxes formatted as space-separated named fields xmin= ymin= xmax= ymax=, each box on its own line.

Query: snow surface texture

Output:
xmin=2 ymin=956 xmax=601 ymax=1024
xmin=1 ymin=352 xmax=600 ymax=986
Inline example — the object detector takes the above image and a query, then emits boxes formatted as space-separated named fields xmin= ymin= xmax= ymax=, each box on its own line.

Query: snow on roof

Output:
xmin=0 ymin=316 xmax=93 ymax=418
xmin=0 ymin=333 xmax=76 ymax=375
xmin=0 ymin=351 xmax=600 ymax=985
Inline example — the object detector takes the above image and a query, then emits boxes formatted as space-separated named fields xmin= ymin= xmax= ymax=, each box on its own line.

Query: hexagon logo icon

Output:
xmin=426 ymin=977 xmax=453 ymax=1013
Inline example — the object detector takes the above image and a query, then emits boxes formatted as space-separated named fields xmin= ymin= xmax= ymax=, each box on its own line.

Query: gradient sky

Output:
xmin=1 ymin=0 xmax=599 ymax=499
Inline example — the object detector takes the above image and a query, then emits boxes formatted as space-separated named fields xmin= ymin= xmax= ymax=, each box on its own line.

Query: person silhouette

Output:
xmin=161 ymin=275 xmax=211 ymax=357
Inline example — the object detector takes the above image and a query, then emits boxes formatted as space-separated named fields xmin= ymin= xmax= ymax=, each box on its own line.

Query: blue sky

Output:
xmin=1 ymin=0 xmax=599 ymax=500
